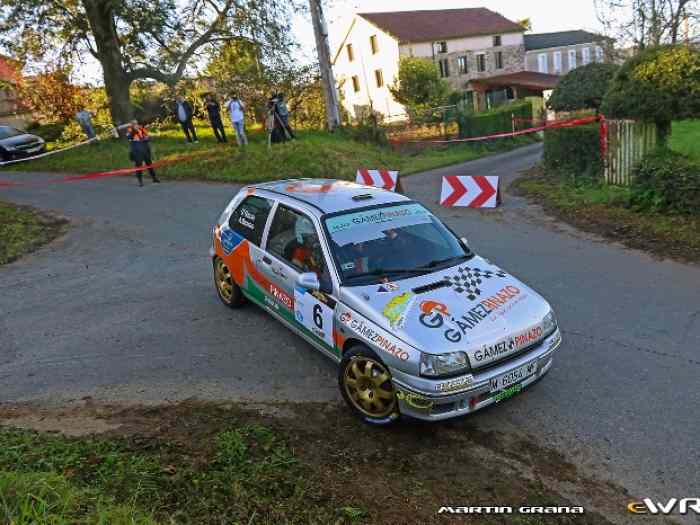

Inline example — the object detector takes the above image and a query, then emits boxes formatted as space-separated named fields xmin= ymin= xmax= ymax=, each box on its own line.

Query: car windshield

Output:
xmin=0 ymin=126 xmax=22 ymax=140
xmin=324 ymin=203 xmax=471 ymax=285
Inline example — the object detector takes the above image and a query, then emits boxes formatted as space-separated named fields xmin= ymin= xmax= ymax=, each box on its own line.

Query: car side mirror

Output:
xmin=297 ymin=272 xmax=320 ymax=291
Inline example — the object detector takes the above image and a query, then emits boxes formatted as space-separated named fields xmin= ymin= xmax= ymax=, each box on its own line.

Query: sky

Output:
xmin=75 ymin=0 xmax=603 ymax=84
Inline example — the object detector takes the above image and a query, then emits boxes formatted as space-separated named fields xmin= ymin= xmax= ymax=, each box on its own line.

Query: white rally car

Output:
xmin=211 ymin=179 xmax=561 ymax=424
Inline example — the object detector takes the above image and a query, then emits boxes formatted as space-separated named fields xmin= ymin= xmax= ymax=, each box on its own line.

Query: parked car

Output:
xmin=0 ymin=125 xmax=46 ymax=161
xmin=211 ymin=179 xmax=562 ymax=424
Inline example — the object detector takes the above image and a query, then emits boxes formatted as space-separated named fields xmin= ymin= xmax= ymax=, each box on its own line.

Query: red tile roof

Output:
xmin=358 ymin=8 xmax=523 ymax=43
xmin=471 ymin=71 xmax=561 ymax=90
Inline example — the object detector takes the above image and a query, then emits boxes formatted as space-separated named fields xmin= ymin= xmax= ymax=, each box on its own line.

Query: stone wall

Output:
xmin=436 ymin=45 xmax=526 ymax=91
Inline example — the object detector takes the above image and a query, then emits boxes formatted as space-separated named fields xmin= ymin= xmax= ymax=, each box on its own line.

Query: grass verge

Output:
xmin=0 ymin=401 xmax=628 ymax=525
xmin=4 ymin=123 xmax=536 ymax=183
xmin=0 ymin=201 xmax=67 ymax=265
xmin=511 ymin=167 xmax=700 ymax=265
xmin=670 ymin=119 xmax=700 ymax=161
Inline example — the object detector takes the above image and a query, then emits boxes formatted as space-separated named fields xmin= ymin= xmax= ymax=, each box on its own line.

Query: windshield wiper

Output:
xmin=417 ymin=253 xmax=472 ymax=270
xmin=346 ymin=268 xmax=428 ymax=280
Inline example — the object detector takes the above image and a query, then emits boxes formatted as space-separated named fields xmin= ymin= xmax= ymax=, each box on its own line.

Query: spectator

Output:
xmin=276 ymin=93 xmax=290 ymax=129
xmin=225 ymin=94 xmax=248 ymax=146
xmin=75 ymin=109 xmax=96 ymax=140
xmin=126 ymin=119 xmax=160 ymax=187
xmin=205 ymin=94 xmax=227 ymax=143
xmin=174 ymin=95 xmax=198 ymax=143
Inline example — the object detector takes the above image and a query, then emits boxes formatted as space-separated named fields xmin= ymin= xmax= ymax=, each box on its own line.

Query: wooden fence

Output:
xmin=604 ymin=119 xmax=657 ymax=185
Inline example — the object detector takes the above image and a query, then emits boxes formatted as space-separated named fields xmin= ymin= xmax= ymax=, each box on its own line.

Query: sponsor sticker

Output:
xmin=269 ymin=283 xmax=293 ymax=310
xmin=396 ymin=390 xmax=433 ymax=410
xmin=436 ymin=375 xmax=473 ymax=393
xmin=220 ymin=228 xmax=244 ymax=255
xmin=326 ymin=203 xmax=430 ymax=234
xmin=382 ymin=292 xmax=416 ymax=329
xmin=339 ymin=311 xmax=410 ymax=361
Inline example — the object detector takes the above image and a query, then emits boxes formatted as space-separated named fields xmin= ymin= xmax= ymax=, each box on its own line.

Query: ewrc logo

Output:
xmin=628 ymin=498 xmax=700 ymax=515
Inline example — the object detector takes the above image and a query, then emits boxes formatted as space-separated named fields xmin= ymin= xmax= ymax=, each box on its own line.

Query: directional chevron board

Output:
xmin=440 ymin=175 xmax=500 ymax=208
xmin=356 ymin=169 xmax=400 ymax=192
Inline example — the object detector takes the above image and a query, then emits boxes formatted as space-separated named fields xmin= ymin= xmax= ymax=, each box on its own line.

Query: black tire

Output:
xmin=213 ymin=256 xmax=245 ymax=308
xmin=339 ymin=345 xmax=400 ymax=425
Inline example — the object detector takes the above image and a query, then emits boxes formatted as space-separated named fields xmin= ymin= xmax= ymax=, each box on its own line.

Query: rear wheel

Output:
xmin=339 ymin=346 xmax=399 ymax=425
xmin=213 ymin=256 xmax=245 ymax=308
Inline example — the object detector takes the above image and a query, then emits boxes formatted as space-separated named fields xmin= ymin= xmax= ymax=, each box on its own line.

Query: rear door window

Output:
xmin=228 ymin=196 xmax=272 ymax=246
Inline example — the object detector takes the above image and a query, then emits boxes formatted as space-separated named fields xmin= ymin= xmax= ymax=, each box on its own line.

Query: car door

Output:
xmin=262 ymin=203 xmax=338 ymax=355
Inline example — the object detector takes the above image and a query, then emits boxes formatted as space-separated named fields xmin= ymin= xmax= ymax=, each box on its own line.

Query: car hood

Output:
xmin=338 ymin=255 xmax=552 ymax=366
xmin=0 ymin=133 xmax=43 ymax=148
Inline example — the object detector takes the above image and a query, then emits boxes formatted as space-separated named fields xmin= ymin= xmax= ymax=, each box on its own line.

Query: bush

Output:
xmin=457 ymin=101 xmax=531 ymax=139
xmin=343 ymin=113 xmax=388 ymax=146
xmin=543 ymin=123 xmax=602 ymax=180
xmin=630 ymin=149 xmax=700 ymax=214
xmin=548 ymin=63 xmax=619 ymax=112
xmin=26 ymin=122 xmax=66 ymax=142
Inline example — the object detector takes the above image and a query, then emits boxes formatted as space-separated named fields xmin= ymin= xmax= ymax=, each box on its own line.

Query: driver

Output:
xmin=291 ymin=218 xmax=322 ymax=276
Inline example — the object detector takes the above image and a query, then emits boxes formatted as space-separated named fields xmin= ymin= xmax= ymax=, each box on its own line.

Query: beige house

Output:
xmin=524 ymin=30 xmax=610 ymax=76
xmin=332 ymin=8 xmax=562 ymax=118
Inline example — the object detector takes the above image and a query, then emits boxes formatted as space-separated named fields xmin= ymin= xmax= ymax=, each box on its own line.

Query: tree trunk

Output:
xmin=82 ymin=0 xmax=134 ymax=126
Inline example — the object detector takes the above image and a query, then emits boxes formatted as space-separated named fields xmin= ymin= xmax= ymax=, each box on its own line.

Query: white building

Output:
xmin=524 ymin=30 xmax=610 ymax=76
xmin=332 ymin=8 xmax=561 ymax=119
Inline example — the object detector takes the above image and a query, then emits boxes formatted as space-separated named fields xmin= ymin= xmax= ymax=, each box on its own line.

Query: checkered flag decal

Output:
xmin=444 ymin=267 xmax=508 ymax=301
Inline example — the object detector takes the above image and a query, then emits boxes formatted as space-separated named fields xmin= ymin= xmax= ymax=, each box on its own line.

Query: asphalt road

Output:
xmin=1 ymin=143 xmax=699 ymax=519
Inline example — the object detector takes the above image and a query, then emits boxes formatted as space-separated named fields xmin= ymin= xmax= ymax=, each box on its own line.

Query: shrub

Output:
xmin=389 ymin=57 xmax=452 ymax=116
xmin=457 ymin=101 xmax=531 ymax=139
xmin=547 ymin=63 xmax=619 ymax=112
xmin=630 ymin=149 xmax=700 ymax=214
xmin=543 ymin=123 xmax=602 ymax=180
xmin=343 ymin=113 xmax=388 ymax=146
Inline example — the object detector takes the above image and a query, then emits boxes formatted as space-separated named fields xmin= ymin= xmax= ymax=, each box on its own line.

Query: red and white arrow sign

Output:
xmin=356 ymin=169 xmax=399 ymax=192
xmin=440 ymin=176 xmax=499 ymax=208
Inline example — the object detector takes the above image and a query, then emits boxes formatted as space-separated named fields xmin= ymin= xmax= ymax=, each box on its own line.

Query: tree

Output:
xmin=594 ymin=0 xmax=698 ymax=50
xmin=13 ymin=66 xmax=83 ymax=122
xmin=389 ymin=57 xmax=452 ymax=117
xmin=517 ymin=18 xmax=533 ymax=32
xmin=0 ymin=0 xmax=298 ymax=125
xmin=547 ymin=63 xmax=619 ymax=113
xmin=601 ymin=45 xmax=700 ymax=141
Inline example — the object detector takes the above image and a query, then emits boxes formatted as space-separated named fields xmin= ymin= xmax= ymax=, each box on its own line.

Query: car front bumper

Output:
xmin=389 ymin=328 xmax=562 ymax=421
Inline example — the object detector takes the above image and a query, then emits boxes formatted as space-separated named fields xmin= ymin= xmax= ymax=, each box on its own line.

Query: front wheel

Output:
xmin=213 ymin=256 xmax=245 ymax=308
xmin=339 ymin=346 xmax=399 ymax=425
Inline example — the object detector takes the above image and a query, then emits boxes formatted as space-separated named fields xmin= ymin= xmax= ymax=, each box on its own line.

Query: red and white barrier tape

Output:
xmin=392 ymin=115 xmax=601 ymax=145
xmin=0 ymin=155 xmax=198 ymax=188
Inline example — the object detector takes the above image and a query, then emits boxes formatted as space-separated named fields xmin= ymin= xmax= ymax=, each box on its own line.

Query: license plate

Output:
xmin=489 ymin=361 xmax=537 ymax=393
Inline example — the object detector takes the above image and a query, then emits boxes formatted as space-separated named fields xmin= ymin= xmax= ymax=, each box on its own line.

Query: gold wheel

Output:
xmin=214 ymin=257 xmax=234 ymax=303
xmin=343 ymin=356 xmax=396 ymax=419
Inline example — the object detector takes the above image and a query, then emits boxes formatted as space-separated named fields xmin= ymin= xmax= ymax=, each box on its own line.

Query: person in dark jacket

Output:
xmin=205 ymin=94 xmax=227 ymax=143
xmin=174 ymin=95 xmax=198 ymax=143
xmin=126 ymin=120 xmax=160 ymax=187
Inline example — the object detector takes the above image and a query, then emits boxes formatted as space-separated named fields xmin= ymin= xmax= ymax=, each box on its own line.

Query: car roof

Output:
xmin=250 ymin=178 xmax=410 ymax=214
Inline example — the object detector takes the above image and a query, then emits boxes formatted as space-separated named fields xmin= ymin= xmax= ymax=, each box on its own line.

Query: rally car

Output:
xmin=211 ymin=179 xmax=561 ymax=424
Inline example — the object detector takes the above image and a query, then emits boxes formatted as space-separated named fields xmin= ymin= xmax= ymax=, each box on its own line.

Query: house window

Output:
xmin=493 ymin=35 xmax=502 ymax=47
xmin=553 ymin=51 xmax=562 ymax=73
xmin=476 ymin=53 xmax=486 ymax=72
xmin=457 ymin=56 xmax=468 ymax=74
xmin=351 ymin=76 xmax=360 ymax=93
xmin=595 ymin=46 xmax=604 ymax=62
xmin=438 ymin=58 xmax=450 ymax=78
xmin=369 ymin=35 xmax=378 ymax=54
xmin=568 ymin=49 xmax=577 ymax=69
xmin=374 ymin=69 xmax=384 ymax=88
xmin=582 ymin=47 xmax=591 ymax=65
xmin=436 ymin=41 xmax=448 ymax=54
xmin=495 ymin=51 xmax=504 ymax=69
xmin=346 ymin=44 xmax=354 ymax=62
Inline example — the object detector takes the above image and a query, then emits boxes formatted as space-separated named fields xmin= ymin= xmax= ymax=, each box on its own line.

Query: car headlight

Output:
xmin=420 ymin=351 xmax=470 ymax=378
xmin=542 ymin=309 xmax=557 ymax=336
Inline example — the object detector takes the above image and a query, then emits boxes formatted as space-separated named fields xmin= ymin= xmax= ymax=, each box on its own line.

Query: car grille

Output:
xmin=471 ymin=337 xmax=545 ymax=372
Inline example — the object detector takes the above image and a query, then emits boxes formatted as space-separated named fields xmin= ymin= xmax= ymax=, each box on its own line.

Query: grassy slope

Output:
xmin=0 ymin=202 xmax=67 ymax=265
xmin=670 ymin=119 xmax=700 ymax=161
xmin=0 ymin=402 xmax=621 ymax=525
xmin=4 ymin=123 xmax=535 ymax=183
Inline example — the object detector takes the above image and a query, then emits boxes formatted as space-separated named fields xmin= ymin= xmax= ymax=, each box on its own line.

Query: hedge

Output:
xmin=631 ymin=149 xmax=700 ymax=214
xmin=543 ymin=124 xmax=602 ymax=180
xmin=457 ymin=101 xmax=531 ymax=139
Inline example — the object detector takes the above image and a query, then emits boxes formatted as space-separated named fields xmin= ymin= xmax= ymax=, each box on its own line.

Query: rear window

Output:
xmin=0 ymin=126 xmax=22 ymax=140
xmin=228 ymin=196 xmax=272 ymax=246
